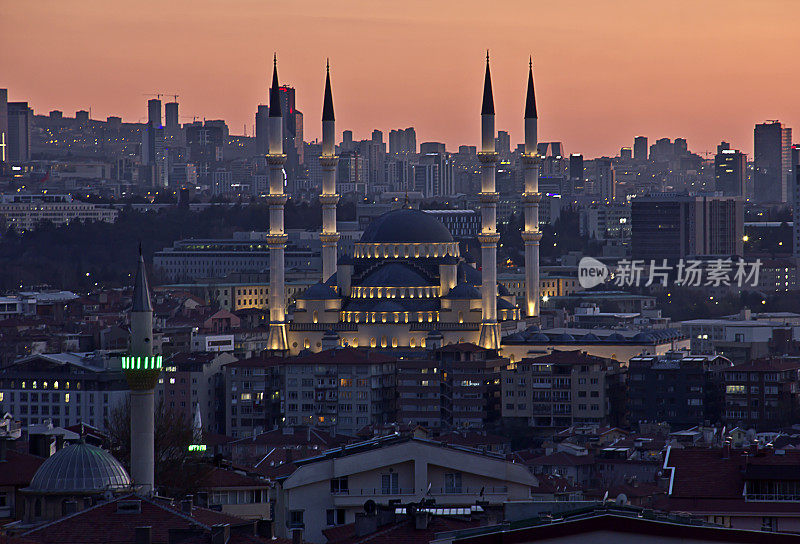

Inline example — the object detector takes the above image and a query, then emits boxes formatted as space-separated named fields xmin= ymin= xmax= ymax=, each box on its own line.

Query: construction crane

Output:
xmin=142 ymin=93 xmax=163 ymax=100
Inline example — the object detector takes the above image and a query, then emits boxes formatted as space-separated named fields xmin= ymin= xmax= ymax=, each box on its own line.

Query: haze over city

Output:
xmin=3 ymin=0 xmax=797 ymax=157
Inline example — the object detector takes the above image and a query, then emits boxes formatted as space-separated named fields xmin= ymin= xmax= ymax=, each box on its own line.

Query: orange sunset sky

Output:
xmin=2 ymin=0 xmax=797 ymax=158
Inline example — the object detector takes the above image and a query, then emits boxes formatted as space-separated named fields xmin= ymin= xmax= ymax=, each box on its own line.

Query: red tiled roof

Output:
xmin=323 ymin=515 xmax=482 ymax=544
xmin=435 ymin=343 xmax=487 ymax=353
xmin=524 ymin=349 xmax=612 ymax=365
xmin=430 ymin=432 xmax=508 ymax=447
xmin=22 ymin=494 xmax=251 ymax=544
xmin=0 ymin=450 xmax=45 ymax=487
xmin=527 ymin=452 xmax=595 ymax=467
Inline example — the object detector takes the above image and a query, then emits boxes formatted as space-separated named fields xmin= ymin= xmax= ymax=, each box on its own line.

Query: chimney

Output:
xmin=211 ymin=524 xmax=230 ymax=544
xmin=0 ymin=439 xmax=7 ymax=462
xmin=414 ymin=511 xmax=431 ymax=530
xmin=135 ymin=527 xmax=152 ymax=544
xmin=292 ymin=528 xmax=303 ymax=544
xmin=722 ymin=439 xmax=731 ymax=459
xmin=354 ymin=513 xmax=379 ymax=537
xmin=181 ymin=497 xmax=193 ymax=514
xmin=63 ymin=500 xmax=78 ymax=515
xmin=256 ymin=519 xmax=273 ymax=539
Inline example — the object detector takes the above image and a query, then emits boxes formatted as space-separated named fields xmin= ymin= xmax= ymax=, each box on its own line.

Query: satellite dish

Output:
xmin=615 ymin=493 xmax=628 ymax=505
xmin=363 ymin=500 xmax=376 ymax=514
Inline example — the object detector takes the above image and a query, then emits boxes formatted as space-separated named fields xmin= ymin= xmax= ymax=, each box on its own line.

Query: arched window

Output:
xmin=370 ymin=337 xmax=377 ymax=348
xmin=312 ymin=311 xmax=318 ymax=324
xmin=34 ymin=498 xmax=42 ymax=518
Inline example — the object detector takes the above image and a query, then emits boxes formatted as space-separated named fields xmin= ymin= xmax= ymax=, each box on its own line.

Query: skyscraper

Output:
xmin=634 ymin=136 xmax=648 ymax=161
xmin=255 ymin=104 xmax=270 ymax=157
xmin=165 ymin=101 xmax=178 ymax=129
xmin=147 ymin=98 xmax=162 ymax=128
xmin=7 ymin=102 xmax=31 ymax=162
xmin=0 ymin=89 xmax=8 ymax=163
xmin=595 ymin=157 xmax=616 ymax=201
xmin=715 ymin=149 xmax=746 ymax=197
xmin=754 ymin=121 xmax=792 ymax=204
xmin=631 ymin=194 xmax=743 ymax=261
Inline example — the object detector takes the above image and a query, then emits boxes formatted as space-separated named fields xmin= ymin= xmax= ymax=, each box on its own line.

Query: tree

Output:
xmin=106 ymin=396 xmax=199 ymax=489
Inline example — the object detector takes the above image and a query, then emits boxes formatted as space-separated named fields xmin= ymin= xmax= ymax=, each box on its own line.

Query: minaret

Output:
xmin=478 ymin=53 xmax=501 ymax=350
xmin=319 ymin=60 xmax=340 ymax=282
xmin=266 ymin=54 xmax=289 ymax=351
xmin=522 ymin=57 xmax=542 ymax=318
xmin=122 ymin=245 xmax=162 ymax=495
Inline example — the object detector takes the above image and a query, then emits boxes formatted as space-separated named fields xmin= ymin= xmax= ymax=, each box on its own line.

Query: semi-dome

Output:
xmin=360 ymin=209 xmax=454 ymax=243
xmin=28 ymin=443 xmax=130 ymax=493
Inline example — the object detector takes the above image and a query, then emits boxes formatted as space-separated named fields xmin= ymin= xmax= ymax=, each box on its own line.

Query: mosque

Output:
xmin=268 ymin=55 xmax=543 ymax=355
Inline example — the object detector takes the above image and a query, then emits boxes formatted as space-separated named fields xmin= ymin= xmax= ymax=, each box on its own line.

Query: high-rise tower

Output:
xmin=122 ymin=246 xmax=162 ymax=495
xmin=266 ymin=55 xmax=289 ymax=351
xmin=320 ymin=60 xmax=340 ymax=282
xmin=521 ymin=58 xmax=541 ymax=318
xmin=478 ymin=54 xmax=501 ymax=350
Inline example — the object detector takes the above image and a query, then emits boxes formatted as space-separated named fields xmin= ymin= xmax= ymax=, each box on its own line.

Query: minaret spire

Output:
xmin=481 ymin=51 xmax=495 ymax=116
xmin=269 ymin=53 xmax=281 ymax=118
xmin=322 ymin=59 xmax=335 ymax=122
xmin=132 ymin=245 xmax=153 ymax=312
xmin=525 ymin=56 xmax=537 ymax=119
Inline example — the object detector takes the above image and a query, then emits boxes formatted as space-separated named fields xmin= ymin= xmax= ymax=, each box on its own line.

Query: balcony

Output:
xmin=331 ymin=488 xmax=416 ymax=506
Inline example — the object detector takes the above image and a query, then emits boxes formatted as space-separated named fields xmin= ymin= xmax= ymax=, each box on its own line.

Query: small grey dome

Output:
xmin=28 ymin=443 xmax=130 ymax=493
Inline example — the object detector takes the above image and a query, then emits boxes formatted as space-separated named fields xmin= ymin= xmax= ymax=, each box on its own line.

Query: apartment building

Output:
xmin=273 ymin=435 xmax=537 ymax=543
xmin=224 ymin=348 xmax=397 ymax=438
xmin=723 ymin=359 xmax=800 ymax=428
xmin=501 ymin=350 xmax=625 ymax=428
xmin=628 ymin=352 xmax=732 ymax=427
xmin=396 ymin=344 xmax=507 ymax=430
xmin=155 ymin=351 xmax=236 ymax=434
xmin=0 ymin=193 xmax=118 ymax=231
xmin=0 ymin=352 xmax=128 ymax=430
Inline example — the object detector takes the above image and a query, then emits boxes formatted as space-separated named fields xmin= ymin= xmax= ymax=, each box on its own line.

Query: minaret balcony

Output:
xmin=319 ymin=156 xmax=339 ymax=168
xmin=521 ymin=231 xmax=543 ymax=242
xmin=265 ymin=194 xmax=289 ymax=206
xmin=266 ymin=233 xmax=289 ymax=246
xmin=122 ymin=355 xmax=163 ymax=390
xmin=478 ymin=192 xmax=499 ymax=204
xmin=477 ymin=232 xmax=501 ymax=245
xmin=266 ymin=153 xmax=287 ymax=165
xmin=478 ymin=152 xmax=498 ymax=164
xmin=522 ymin=192 xmax=542 ymax=203
xmin=319 ymin=194 xmax=341 ymax=205
xmin=521 ymin=153 xmax=542 ymax=165
xmin=320 ymin=233 xmax=341 ymax=243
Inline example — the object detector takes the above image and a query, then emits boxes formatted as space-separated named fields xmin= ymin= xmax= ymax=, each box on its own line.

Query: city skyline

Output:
xmin=3 ymin=0 xmax=798 ymax=158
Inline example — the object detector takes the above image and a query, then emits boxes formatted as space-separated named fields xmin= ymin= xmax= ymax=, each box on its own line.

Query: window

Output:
xmin=444 ymin=472 xmax=462 ymax=494
xmin=382 ymin=472 xmax=399 ymax=494
xmin=330 ymin=477 xmax=349 ymax=494
xmin=289 ymin=510 xmax=304 ymax=528
xmin=326 ymin=508 xmax=346 ymax=526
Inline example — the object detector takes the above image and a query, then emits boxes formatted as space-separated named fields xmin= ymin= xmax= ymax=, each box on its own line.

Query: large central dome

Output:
xmin=360 ymin=209 xmax=454 ymax=243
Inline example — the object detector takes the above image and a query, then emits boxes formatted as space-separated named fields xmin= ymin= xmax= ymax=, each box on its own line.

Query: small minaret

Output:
xmin=266 ymin=54 xmax=289 ymax=351
xmin=123 ymin=245 xmax=162 ymax=495
xmin=319 ymin=60 xmax=340 ymax=282
xmin=522 ymin=57 xmax=542 ymax=318
xmin=478 ymin=53 xmax=501 ymax=350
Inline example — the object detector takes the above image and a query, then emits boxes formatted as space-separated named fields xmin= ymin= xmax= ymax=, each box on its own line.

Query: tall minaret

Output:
xmin=123 ymin=245 xmax=162 ymax=495
xmin=266 ymin=54 xmax=289 ymax=351
xmin=319 ymin=60 xmax=340 ymax=282
xmin=478 ymin=53 xmax=501 ymax=350
xmin=522 ymin=57 xmax=541 ymax=318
